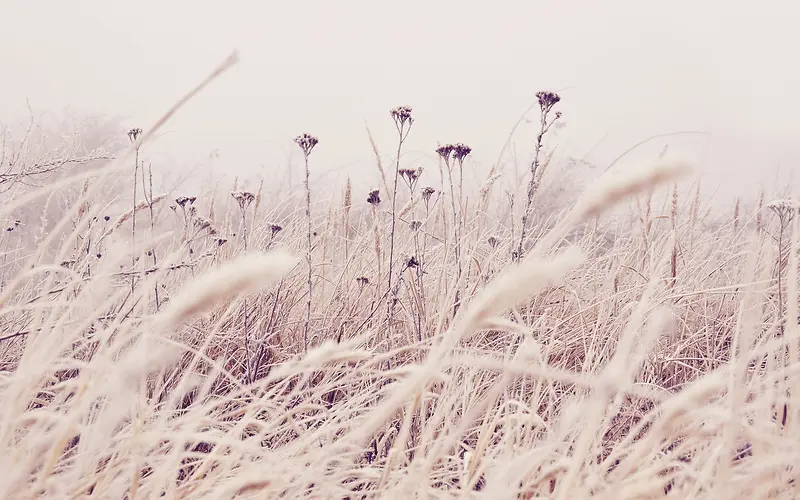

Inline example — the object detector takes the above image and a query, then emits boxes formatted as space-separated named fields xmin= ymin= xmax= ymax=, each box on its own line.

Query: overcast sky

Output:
xmin=1 ymin=0 xmax=798 ymax=203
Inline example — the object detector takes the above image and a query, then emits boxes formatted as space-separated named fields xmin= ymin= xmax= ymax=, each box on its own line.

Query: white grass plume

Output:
xmin=158 ymin=249 xmax=300 ymax=327
xmin=572 ymin=161 xmax=693 ymax=222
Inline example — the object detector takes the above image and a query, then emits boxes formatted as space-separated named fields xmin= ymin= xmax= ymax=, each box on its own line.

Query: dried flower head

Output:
xmin=127 ymin=128 xmax=143 ymax=142
xmin=176 ymin=196 xmax=190 ymax=207
xmin=188 ymin=196 xmax=197 ymax=205
xmin=435 ymin=144 xmax=455 ymax=162
xmin=422 ymin=187 xmax=436 ymax=202
xmin=193 ymin=216 xmax=212 ymax=231
xmin=270 ymin=224 xmax=283 ymax=237
xmin=452 ymin=143 xmax=472 ymax=163
xmin=406 ymin=256 xmax=420 ymax=268
xmin=410 ymin=220 xmax=422 ymax=231
xmin=399 ymin=167 xmax=422 ymax=190
xmin=390 ymin=106 xmax=413 ymax=128
xmin=294 ymin=133 xmax=319 ymax=157
xmin=367 ymin=189 xmax=381 ymax=205
xmin=231 ymin=191 xmax=256 ymax=211
xmin=216 ymin=238 xmax=228 ymax=247
xmin=103 ymin=215 xmax=111 ymax=222
xmin=487 ymin=236 xmax=499 ymax=249
xmin=767 ymin=199 xmax=799 ymax=225
xmin=356 ymin=276 xmax=370 ymax=287
xmin=536 ymin=91 xmax=561 ymax=113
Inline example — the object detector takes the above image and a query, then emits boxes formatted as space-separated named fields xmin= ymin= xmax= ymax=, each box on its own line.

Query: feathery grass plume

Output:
xmin=343 ymin=177 xmax=352 ymax=258
xmin=462 ymin=247 xmax=586 ymax=330
xmin=100 ymin=194 xmax=167 ymax=240
xmin=157 ymin=249 xmax=299 ymax=328
xmin=571 ymin=162 xmax=693 ymax=222
xmin=366 ymin=125 xmax=391 ymax=198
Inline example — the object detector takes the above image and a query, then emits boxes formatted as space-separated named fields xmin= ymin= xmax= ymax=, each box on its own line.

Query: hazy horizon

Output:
xmin=2 ymin=0 xmax=799 ymax=203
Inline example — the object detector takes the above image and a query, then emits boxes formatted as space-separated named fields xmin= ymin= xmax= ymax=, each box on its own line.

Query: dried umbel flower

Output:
xmin=767 ymin=199 xmax=799 ymax=226
xmin=127 ymin=127 xmax=143 ymax=142
xmin=356 ymin=276 xmax=370 ymax=287
xmin=399 ymin=168 xmax=420 ymax=183
xmin=294 ymin=133 xmax=319 ymax=157
xmin=231 ymin=191 xmax=256 ymax=211
xmin=452 ymin=143 xmax=472 ymax=163
xmin=193 ymin=216 xmax=213 ymax=230
xmin=410 ymin=220 xmax=422 ymax=231
xmin=406 ymin=256 xmax=420 ymax=268
xmin=536 ymin=91 xmax=561 ymax=113
xmin=390 ymin=106 xmax=414 ymax=128
xmin=435 ymin=144 xmax=455 ymax=162
xmin=270 ymin=224 xmax=283 ymax=237
xmin=399 ymin=167 xmax=422 ymax=191
xmin=176 ymin=196 xmax=192 ymax=207
xmin=421 ymin=187 xmax=436 ymax=202
xmin=216 ymin=238 xmax=228 ymax=247
xmin=367 ymin=189 xmax=381 ymax=206
xmin=487 ymin=236 xmax=499 ymax=249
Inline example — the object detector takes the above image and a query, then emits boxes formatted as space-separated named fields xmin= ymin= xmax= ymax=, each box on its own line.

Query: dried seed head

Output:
xmin=487 ymin=236 xmax=499 ymax=249
xmin=767 ymin=199 xmax=799 ymax=224
xmin=217 ymin=238 xmax=228 ymax=247
xmin=367 ymin=189 xmax=381 ymax=206
xmin=176 ymin=196 xmax=190 ymax=207
xmin=421 ymin=187 xmax=436 ymax=202
xmin=270 ymin=224 xmax=283 ymax=236
xmin=390 ymin=105 xmax=414 ymax=128
xmin=294 ymin=133 xmax=319 ymax=157
xmin=410 ymin=220 xmax=422 ymax=231
xmin=452 ymin=143 xmax=472 ymax=163
xmin=231 ymin=191 xmax=256 ymax=211
xmin=127 ymin=128 xmax=143 ymax=142
xmin=406 ymin=256 xmax=420 ymax=268
xmin=536 ymin=91 xmax=561 ymax=113
xmin=356 ymin=276 xmax=369 ymax=287
xmin=399 ymin=167 xmax=422 ymax=190
xmin=193 ymin=216 xmax=213 ymax=230
xmin=435 ymin=144 xmax=455 ymax=162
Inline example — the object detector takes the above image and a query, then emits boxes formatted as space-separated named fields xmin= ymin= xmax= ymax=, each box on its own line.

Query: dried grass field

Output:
xmin=1 ymin=54 xmax=798 ymax=499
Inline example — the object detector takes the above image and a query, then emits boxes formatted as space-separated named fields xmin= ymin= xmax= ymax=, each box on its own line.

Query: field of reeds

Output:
xmin=1 ymin=54 xmax=799 ymax=499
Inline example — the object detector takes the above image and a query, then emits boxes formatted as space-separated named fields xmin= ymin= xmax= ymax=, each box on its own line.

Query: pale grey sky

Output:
xmin=1 ymin=0 xmax=798 ymax=202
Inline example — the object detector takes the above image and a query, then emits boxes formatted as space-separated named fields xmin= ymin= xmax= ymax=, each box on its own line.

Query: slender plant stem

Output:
xmin=304 ymin=153 xmax=312 ymax=354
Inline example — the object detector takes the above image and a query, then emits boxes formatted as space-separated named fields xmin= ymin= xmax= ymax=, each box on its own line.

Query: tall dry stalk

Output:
xmin=517 ymin=91 xmax=562 ymax=260
xmin=232 ymin=190 xmax=256 ymax=382
xmin=767 ymin=199 xmax=797 ymax=333
xmin=387 ymin=106 xmax=413 ymax=319
xmin=294 ymin=133 xmax=319 ymax=353
xmin=127 ymin=127 xmax=142 ymax=294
